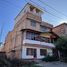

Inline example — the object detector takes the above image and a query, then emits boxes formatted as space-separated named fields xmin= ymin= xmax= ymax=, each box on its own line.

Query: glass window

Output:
xmin=31 ymin=20 xmax=36 ymax=27
xmin=26 ymin=48 xmax=33 ymax=55
xmin=40 ymin=49 xmax=47 ymax=56
xmin=26 ymin=31 xmax=38 ymax=40
xmin=40 ymin=26 xmax=49 ymax=32
xmin=26 ymin=32 xmax=31 ymax=40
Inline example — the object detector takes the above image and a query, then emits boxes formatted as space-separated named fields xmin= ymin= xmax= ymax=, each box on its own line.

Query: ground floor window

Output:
xmin=26 ymin=48 xmax=37 ymax=58
xmin=26 ymin=48 xmax=33 ymax=55
xmin=26 ymin=48 xmax=47 ymax=56
xmin=40 ymin=49 xmax=47 ymax=56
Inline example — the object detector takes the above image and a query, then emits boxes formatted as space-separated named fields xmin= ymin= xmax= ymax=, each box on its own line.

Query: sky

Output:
xmin=0 ymin=0 xmax=67 ymax=43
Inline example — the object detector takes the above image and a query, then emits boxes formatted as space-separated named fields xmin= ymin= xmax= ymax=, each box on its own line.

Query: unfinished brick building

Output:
xmin=3 ymin=3 xmax=58 ymax=59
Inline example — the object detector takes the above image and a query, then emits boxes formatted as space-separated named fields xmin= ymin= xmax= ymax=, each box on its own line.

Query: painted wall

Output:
xmin=23 ymin=39 xmax=55 ymax=48
xmin=22 ymin=46 xmax=53 ymax=59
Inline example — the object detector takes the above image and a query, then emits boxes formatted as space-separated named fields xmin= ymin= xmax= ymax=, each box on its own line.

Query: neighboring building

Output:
xmin=0 ymin=42 xmax=4 ymax=52
xmin=53 ymin=23 xmax=67 ymax=36
xmin=4 ymin=3 xmax=58 ymax=59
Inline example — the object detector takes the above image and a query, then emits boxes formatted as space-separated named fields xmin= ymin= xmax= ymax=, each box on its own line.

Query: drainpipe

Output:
xmin=58 ymin=50 xmax=61 ymax=60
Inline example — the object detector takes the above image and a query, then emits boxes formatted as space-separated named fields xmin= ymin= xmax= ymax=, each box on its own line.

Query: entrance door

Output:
xmin=33 ymin=49 xmax=37 ymax=58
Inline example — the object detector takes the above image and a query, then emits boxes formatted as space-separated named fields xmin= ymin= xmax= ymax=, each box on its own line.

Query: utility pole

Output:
xmin=0 ymin=42 xmax=2 ymax=46
xmin=0 ymin=22 xmax=4 ymax=46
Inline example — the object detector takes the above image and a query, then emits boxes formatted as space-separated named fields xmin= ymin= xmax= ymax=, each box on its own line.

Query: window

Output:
xmin=40 ymin=49 xmax=47 ymax=56
xmin=30 ymin=6 xmax=34 ymax=12
xmin=31 ymin=20 xmax=36 ymax=27
xmin=26 ymin=48 xmax=33 ymax=55
xmin=40 ymin=37 xmax=50 ymax=43
xmin=40 ymin=26 xmax=49 ymax=32
xmin=26 ymin=31 xmax=38 ymax=40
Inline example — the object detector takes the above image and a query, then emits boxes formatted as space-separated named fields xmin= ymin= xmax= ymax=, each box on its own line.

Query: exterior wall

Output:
xmin=0 ymin=45 xmax=4 ymax=52
xmin=4 ymin=31 xmax=13 ymax=58
xmin=27 ymin=12 xmax=42 ymax=22
xmin=15 ymin=3 xmax=43 ymax=23
xmin=53 ymin=24 xmax=66 ymax=36
xmin=23 ymin=39 xmax=55 ymax=48
xmin=4 ymin=29 xmax=22 ymax=58
xmin=3 ymin=3 xmax=54 ymax=59
xmin=65 ymin=25 xmax=67 ymax=35
xmin=10 ymin=31 xmax=23 ymax=59
xmin=4 ymin=32 xmax=12 ymax=53
xmin=14 ymin=14 xmax=27 ymax=30
xmin=25 ymin=19 xmax=40 ymax=31
xmin=41 ymin=22 xmax=53 ymax=29
xmin=14 ymin=14 xmax=41 ymax=32
xmin=14 ymin=12 xmax=53 ymax=33
xmin=22 ymin=46 xmax=53 ymax=59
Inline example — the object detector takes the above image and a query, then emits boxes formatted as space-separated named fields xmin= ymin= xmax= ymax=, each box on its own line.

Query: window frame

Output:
xmin=40 ymin=26 xmax=49 ymax=32
xmin=40 ymin=49 xmax=47 ymax=56
xmin=26 ymin=48 xmax=34 ymax=55
xmin=31 ymin=20 xmax=36 ymax=27
xmin=26 ymin=31 xmax=38 ymax=40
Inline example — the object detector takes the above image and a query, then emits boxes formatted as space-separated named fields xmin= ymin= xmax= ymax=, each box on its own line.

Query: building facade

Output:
xmin=53 ymin=23 xmax=67 ymax=36
xmin=4 ymin=3 xmax=57 ymax=59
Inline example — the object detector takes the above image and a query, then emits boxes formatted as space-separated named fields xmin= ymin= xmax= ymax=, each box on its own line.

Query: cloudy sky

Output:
xmin=0 ymin=0 xmax=67 ymax=43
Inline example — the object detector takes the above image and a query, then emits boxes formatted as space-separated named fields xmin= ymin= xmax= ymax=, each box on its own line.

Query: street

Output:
xmin=37 ymin=61 xmax=67 ymax=67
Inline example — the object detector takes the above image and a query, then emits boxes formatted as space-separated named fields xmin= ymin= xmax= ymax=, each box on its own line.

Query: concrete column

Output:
xmin=25 ymin=5 xmax=30 ymax=12
xmin=23 ymin=31 xmax=26 ymax=40
xmin=33 ymin=8 xmax=36 ymax=13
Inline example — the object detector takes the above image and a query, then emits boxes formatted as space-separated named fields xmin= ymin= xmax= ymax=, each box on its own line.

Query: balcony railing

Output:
xmin=23 ymin=39 xmax=55 ymax=48
xmin=26 ymin=36 xmax=53 ymax=43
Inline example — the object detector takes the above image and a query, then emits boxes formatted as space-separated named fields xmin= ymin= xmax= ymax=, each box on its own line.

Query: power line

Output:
xmin=0 ymin=0 xmax=20 ymax=10
xmin=2 ymin=0 xmax=64 ymax=20
xmin=29 ymin=0 xmax=64 ymax=19
xmin=0 ymin=1 xmax=19 ymax=43
xmin=4 ymin=0 xmax=20 ymax=8
xmin=38 ymin=0 xmax=67 ymax=18
xmin=1 ymin=0 xmax=66 ymax=22
xmin=0 ymin=0 xmax=65 ymax=23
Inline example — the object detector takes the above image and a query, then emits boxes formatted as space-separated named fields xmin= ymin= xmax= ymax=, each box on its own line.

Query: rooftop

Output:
xmin=15 ymin=3 xmax=44 ymax=20
xmin=54 ymin=23 xmax=67 ymax=28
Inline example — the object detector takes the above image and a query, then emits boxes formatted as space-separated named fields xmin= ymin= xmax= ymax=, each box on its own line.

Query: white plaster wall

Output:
xmin=22 ymin=46 xmax=53 ymax=59
xmin=47 ymin=48 xmax=53 ymax=56
xmin=37 ymin=48 xmax=45 ymax=59
xmin=22 ymin=46 xmax=33 ymax=59
xmin=23 ymin=39 xmax=55 ymax=48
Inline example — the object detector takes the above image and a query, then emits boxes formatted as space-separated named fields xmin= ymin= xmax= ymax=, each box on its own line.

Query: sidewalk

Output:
xmin=36 ymin=61 xmax=67 ymax=67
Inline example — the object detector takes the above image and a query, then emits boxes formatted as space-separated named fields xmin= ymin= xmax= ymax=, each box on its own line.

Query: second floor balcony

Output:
xmin=23 ymin=39 xmax=55 ymax=48
xmin=26 ymin=31 xmax=56 ymax=43
xmin=22 ymin=30 xmax=58 ymax=48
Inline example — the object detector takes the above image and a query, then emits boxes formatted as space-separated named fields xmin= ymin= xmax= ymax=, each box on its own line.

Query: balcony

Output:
xmin=23 ymin=39 xmax=55 ymax=48
xmin=27 ymin=12 xmax=42 ymax=22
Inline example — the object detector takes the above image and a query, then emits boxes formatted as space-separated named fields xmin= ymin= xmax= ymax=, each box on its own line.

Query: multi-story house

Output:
xmin=4 ymin=3 xmax=58 ymax=59
xmin=53 ymin=23 xmax=67 ymax=36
